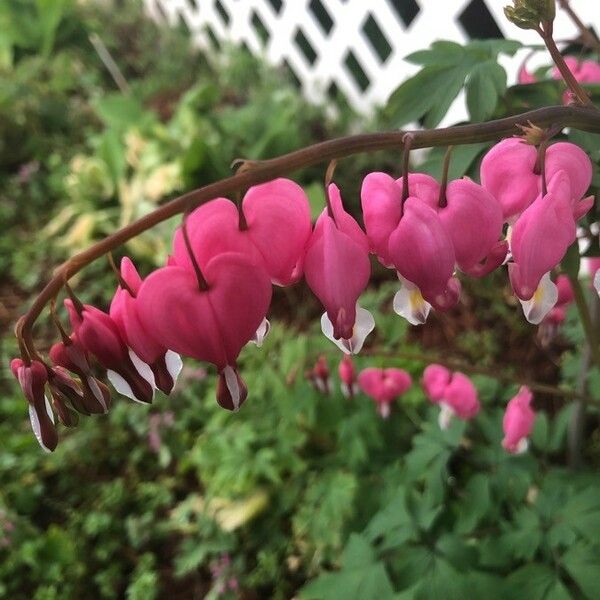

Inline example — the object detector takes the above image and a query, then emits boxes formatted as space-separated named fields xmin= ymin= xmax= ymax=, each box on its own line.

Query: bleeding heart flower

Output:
xmin=338 ymin=355 xmax=358 ymax=398
xmin=65 ymin=299 xmax=155 ymax=404
xmin=436 ymin=179 xmax=507 ymax=277
xmin=502 ymin=386 xmax=535 ymax=454
xmin=358 ymin=367 xmax=412 ymax=418
xmin=110 ymin=257 xmax=183 ymax=395
xmin=423 ymin=365 xmax=480 ymax=429
xmin=136 ymin=252 xmax=272 ymax=411
xmin=480 ymin=139 xmax=593 ymax=222
xmin=304 ymin=184 xmax=374 ymax=353
xmin=388 ymin=198 xmax=461 ymax=313
xmin=508 ymin=171 xmax=577 ymax=323
xmin=10 ymin=358 xmax=58 ymax=452
xmin=422 ymin=364 xmax=451 ymax=402
xmin=172 ymin=179 xmax=311 ymax=286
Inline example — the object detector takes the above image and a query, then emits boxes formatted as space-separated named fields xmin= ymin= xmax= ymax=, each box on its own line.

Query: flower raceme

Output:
xmin=9 ymin=136 xmax=596 ymax=450
xmin=422 ymin=364 xmax=480 ymax=429
xmin=502 ymin=386 xmax=536 ymax=454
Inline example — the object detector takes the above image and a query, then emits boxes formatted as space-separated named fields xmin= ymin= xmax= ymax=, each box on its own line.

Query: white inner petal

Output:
xmin=519 ymin=272 xmax=558 ymax=325
xmin=378 ymin=402 xmax=391 ymax=419
xmin=393 ymin=277 xmax=431 ymax=325
xmin=340 ymin=382 xmax=350 ymax=398
xmin=87 ymin=376 xmax=108 ymax=412
xmin=320 ymin=306 xmax=375 ymax=355
xmin=250 ymin=318 xmax=271 ymax=348
xmin=165 ymin=350 xmax=183 ymax=384
xmin=107 ymin=369 xmax=149 ymax=404
xmin=223 ymin=365 xmax=241 ymax=412
xmin=515 ymin=437 xmax=529 ymax=455
xmin=29 ymin=401 xmax=51 ymax=453
xmin=594 ymin=270 xmax=600 ymax=297
xmin=129 ymin=348 xmax=157 ymax=389
xmin=438 ymin=402 xmax=455 ymax=430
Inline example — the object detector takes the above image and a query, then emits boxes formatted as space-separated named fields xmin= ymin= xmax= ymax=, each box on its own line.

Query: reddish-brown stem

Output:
xmin=438 ymin=146 xmax=454 ymax=208
xmin=557 ymin=0 xmax=600 ymax=53
xmin=15 ymin=105 xmax=600 ymax=357
xmin=400 ymin=133 xmax=414 ymax=205
xmin=107 ymin=252 xmax=135 ymax=296
xmin=181 ymin=215 xmax=209 ymax=291
xmin=539 ymin=21 xmax=593 ymax=106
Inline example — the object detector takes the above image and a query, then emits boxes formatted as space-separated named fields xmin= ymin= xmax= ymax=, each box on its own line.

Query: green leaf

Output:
xmin=404 ymin=41 xmax=466 ymax=67
xmin=466 ymin=62 xmax=506 ymax=121
xmin=562 ymin=543 xmax=600 ymax=599
xmin=385 ymin=65 xmax=470 ymax=128
xmin=561 ymin=243 xmax=580 ymax=279
xmin=507 ymin=564 xmax=567 ymax=600
xmin=301 ymin=536 xmax=395 ymax=600
xmin=454 ymin=474 xmax=491 ymax=534
xmin=531 ymin=411 xmax=549 ymax=452
xmin=93 ymin=94 xmax=153 ymax=133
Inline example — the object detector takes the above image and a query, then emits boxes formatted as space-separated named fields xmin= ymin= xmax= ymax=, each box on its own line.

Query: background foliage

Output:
xmin=1 ymin=1 xmax=599 ymax=598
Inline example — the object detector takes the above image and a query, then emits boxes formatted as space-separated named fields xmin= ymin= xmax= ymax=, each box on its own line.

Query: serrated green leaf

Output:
xmin=466 ymin=62 xmax=506 ymax=121
xmin=562 ymin=543 xmax=600 ymax=599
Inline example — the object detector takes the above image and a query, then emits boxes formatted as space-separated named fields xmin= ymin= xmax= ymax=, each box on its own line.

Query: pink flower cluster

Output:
xmin=10 ymin=137 xmax=593 ymax=452
xmin=311 ymin=356 xmax=535 ymax=452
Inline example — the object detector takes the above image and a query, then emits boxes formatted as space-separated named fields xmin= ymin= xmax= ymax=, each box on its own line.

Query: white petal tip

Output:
xmin=393 ymin=281 xmax=431 ymax=326
xmin=320 ymin=306 xmax=375 ymax=355
xmin=519 ymin=273 xmax=558 ymax=325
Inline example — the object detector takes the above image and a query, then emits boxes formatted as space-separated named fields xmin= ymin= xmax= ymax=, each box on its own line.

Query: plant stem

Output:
xmin=568 ymin=273 xmax=600 ymax=368
xmin=539 ymin=21 xmax=593 ymax=106
xmin=557 ymin=0 xmax=600 ymax=53
xmin=15 ymin=105 xmax=600 ymax=356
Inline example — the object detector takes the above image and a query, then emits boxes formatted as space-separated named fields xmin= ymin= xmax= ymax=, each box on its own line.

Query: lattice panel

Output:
xmin=144 ymin=0 xmax=600 ymax=117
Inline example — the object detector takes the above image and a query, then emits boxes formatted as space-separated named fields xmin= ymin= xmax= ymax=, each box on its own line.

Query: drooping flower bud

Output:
xmin=338 ymin=355 xmax=358 ymax=398
xmin=307 ymin=355 xmax=331 ymax=394
xmin=358 ymin=367 xmax=412 ymax=418
xmin=110 ymin=257 xmax=183 ymax=395
xmin=502 ymin=386 xmax=535 ymax=453
xmin=65 ymin=299 xmax=155 ymax=404
xmin=49 ymin=335 xmax=111 ymax=414
xmin=10 ymin=359 xmax=58 ymax=452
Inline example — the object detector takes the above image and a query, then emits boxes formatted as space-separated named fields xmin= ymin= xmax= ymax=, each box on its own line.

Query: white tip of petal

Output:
xmin=393 ymin=279 xmax=431 ymax=325
xmin=223 ymin=365 xmax=242 ymax=412
xmin=87 ymin=376 xmax=109 ymax=412
xmin=594 ymin=270 xmax=600 ymax=297
xmin=107 ymin=370 xmax=153 ymax=404
xmin=519 ymin=272 xmax=558 ymax=325
xmin=438 ymin=402 xmax=455 ymax=430
xmin=128 ymin=348 xmax=156 ymax=389
xmin=340 ymin=382 xmax=350 ymax=398
xmin=165 ymin=350 xmax=183 ymax=384
xmin=250 ymin=318 xmax=271 ymax=348
xmin=515 ymin=438 xmax=529 ymax=454
xmin=28 ymin=396 xmax=54 ymax=453
xmin=320 ymin=306 xmax=375 ymax=355
xmin=378 ymin=402 xmax=391 ymax=419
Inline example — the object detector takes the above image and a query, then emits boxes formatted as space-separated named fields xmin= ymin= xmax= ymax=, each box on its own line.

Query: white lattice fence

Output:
xmin=144 ymin=0 xmax=600 ymax=118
